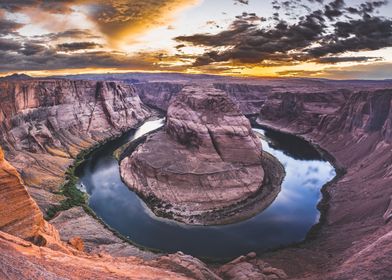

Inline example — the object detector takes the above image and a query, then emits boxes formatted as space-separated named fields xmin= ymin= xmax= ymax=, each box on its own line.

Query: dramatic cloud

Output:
xmin=0 ymin=18 xmax=23 ymax=35
xmin=81 ymin=0 xmax=200 ymax=44
xmin=313 ymin=56 xmax=382 ymax=63
xmin=235 ymin=12 xmax=266 ymax=22
xmin=0 ymin=49 xmax=163 ymax=72
xmin=234 ymin=0 xmax=249 ymax=4
xmin=56 ymin=42 xmax=102 ymax=52
xmin=0 ymin=0 xmax=200 ymax=43
xmin=0 ymin=1 xmax=76 ymax=14
xmin=0 ymin=38 xmax=21 ymax=51
xmin=19 ymin=43 xmax=47 ymax=56
xmin=0 ymin=9 xmax=24 ymax=35
xmin=176 ymin=0 xmax=392 ymax=67
xmin=346 ymin=1 xmax=389 ymax=17
xmin=176 ymin=10 xmax=327 ymax=65
xmin=37 ymin=29 xmax=99 ymax=40
xmin=309 ymin=16 xmax=392 ymax=57
xmin=324 ymin=0 xmax=345 ymax=20
xmin=0 ymin=0 xmax=391 ymax=78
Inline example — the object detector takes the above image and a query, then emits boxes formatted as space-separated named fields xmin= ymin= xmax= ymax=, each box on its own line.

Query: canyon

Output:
xmin=0 ymin=73 xmax=391 ymax=279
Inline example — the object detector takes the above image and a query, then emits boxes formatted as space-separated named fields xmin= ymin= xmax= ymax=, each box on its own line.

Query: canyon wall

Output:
xmin=134 ymin=82 xmax=185 ymax=111
xmin=257 ymin=88 xmax=392 ymax=279
xmin=0 ymin=79 xmax=151 ymax=210
xmin=259 ymin=89 xmax=392 ymax=164
xmin=134 ymin=82 xmax=269 ymax=115
xmin=213 ymin=83 xmax=271 ymax=115
xmin=0 ymin=229 xmax=222 ymax=280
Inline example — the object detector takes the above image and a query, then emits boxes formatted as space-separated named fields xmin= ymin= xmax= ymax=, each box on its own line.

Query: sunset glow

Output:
xmin=1 ymin=0 xmax=392 ymax=79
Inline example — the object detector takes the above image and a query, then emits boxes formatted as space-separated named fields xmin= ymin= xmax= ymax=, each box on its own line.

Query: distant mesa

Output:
xmin=0 ymin=73 xmax=33 ymax=80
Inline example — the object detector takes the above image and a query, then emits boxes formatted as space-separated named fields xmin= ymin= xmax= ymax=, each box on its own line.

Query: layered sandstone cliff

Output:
xmin=0 ymin=229 xmax=214 ymax=280
xmin=134 ymin=82 xmax=269 ymax=115
xmin=0 ymin=147 xmax=43 ymax=240
xmin=0 ymin=145 xmax=76 ymax=253
xmin=0 ymin=79 xmax=151 ymax=210
xmin=120 ymin=85 xmax=283 ymax=225
xmin=134 ymin=82 xmax=185 ymax=111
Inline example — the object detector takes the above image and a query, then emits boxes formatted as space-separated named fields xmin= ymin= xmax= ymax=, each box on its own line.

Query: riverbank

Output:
xmin=54 ymin=116 xmax=337 ymax=261
xmin=254 ymin=112 xmax=392 ymax=279
xmin=125 ymin=146 xmax=285 ymax=225
xmin=252 ymin=118 xmax=345 ymax=243
xmin=45 ymin=115 xmax=165 ymax=259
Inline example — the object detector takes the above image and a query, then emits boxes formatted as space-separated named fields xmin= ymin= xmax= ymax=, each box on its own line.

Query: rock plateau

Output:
xmin=120 ymin=85 xmax=283 ymax=225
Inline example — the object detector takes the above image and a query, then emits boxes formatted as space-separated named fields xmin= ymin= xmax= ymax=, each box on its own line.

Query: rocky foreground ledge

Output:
xmin=120 ymin=85 xmax=283 ymax=225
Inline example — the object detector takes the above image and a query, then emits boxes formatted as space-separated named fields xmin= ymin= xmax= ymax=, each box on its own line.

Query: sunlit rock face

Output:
xmin=0 ymin=147 xmax=44 ymax=240
xmin=120 ymin=85 xmax=264 ymax=224
xmin=0 ymin=230 xmax=224 ymax=280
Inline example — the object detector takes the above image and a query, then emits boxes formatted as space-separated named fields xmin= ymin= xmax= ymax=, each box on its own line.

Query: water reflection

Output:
xmin=76 ymin=119 xmax=336 ymax=259
xmin=262 ymin=129 xmax=323 ymax=160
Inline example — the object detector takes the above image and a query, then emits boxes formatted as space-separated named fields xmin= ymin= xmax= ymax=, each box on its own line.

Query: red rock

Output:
xmin=257 ymin=87 xmax=392 ymax=279
xmin=0 ymin=147 xmax=44 ymax=240
xmin=383 ymin=195 xmax=392 ymax=223
xmin=120 ymin=85 xmax=265 ymax=224
xmin=69 ymin=236 xmax=84 ymax=252
xmin=0 ymin=79 xmax=151 ymax=210
xmin=135 ymin=78 xmax=392 ymax=278
xmin=217 ymin=253 xmax=287 ymax=280
xmin=51 ymin=207 xmax=156 ymax=258
xmin=0 ymin=231 xmax=209 ymax=280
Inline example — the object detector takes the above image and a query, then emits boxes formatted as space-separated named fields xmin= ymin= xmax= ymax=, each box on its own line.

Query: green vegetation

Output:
xmin=46 ymin=149 xmax=92 ymax=219
xmin=44 ymin=141 xmax=163 ymax=254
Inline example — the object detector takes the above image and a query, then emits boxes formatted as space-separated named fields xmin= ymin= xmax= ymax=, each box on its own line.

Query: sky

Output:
xmin=0 ymin=0 xmax=391 ymax=79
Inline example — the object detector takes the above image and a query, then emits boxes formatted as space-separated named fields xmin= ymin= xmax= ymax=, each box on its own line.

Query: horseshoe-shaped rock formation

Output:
xmin=120 ymin=85 xmax=283 ymax=225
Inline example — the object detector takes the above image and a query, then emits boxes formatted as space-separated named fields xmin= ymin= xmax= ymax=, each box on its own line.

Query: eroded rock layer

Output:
xmin=0 ymin=231 xmax=213 ymax=280
xmin=0 ymin=147 xmax=43 ymax=240
xmin=0 ymin=79 xmax=150 ymax=210
xmin=120 ymin=85 xmax=269 ymax=224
